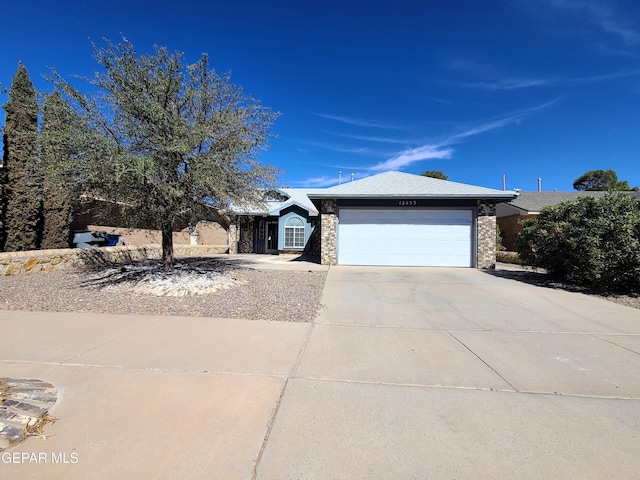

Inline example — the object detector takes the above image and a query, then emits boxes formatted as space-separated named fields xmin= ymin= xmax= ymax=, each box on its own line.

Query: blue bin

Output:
xmin=104 ymin=234 xmax=121 ymax=246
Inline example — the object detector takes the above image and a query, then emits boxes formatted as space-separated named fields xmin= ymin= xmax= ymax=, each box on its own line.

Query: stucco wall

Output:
xmin=497 ymin=214 xmax=536 ymax=251
xmin=82 ymin=220 xmax=227 ymax=247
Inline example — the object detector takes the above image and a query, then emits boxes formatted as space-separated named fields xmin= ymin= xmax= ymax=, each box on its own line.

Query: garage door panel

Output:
xmin=337 ymin=209 xmax=473 ymax=267
xmin=340 ymin=209 xmax=471 ymax=225
xmin=338 ymin=253 xmax=470 ymax=267
xmin=339 ymin=225 xmax=470 ymax=250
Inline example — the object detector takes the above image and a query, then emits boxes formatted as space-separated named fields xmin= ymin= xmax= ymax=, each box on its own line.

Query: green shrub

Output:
xmin=517 ymin=192 xmax=640 ymax=293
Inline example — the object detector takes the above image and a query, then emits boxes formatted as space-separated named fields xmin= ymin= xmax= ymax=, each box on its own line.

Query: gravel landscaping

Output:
xmin=1 ymin=258 xmax=636 ymax=323
xmin=0 ymin=257 xmax=327 ymax=322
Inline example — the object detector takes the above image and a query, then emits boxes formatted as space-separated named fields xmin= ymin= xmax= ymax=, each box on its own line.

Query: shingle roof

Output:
xmin=308 ymin=171 xmax=517 ymax=200
xmin=229 ymin=171 xmax=522 ymax=216
xmin=272 ymin=188 xmax=320 ymax=215
xmin=227 ymin=188 xmax=320 ymax=216
xmin=506 ymin=191 xmax=608 ymax=213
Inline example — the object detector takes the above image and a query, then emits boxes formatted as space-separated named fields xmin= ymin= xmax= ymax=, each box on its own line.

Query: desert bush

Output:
xmin=517 ymin=192 xmax=640 ymax=292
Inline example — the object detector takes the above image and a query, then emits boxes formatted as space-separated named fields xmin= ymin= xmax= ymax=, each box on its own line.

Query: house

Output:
xmin=227 ymin=188 xmax=321 ymax=255
xmin=71 ymin=199 xmax=229 ymax=247
xmin=496 ymin=191 xmax=609 ymax=251
xmin=230 ymin=171 xmax=517 ymax=268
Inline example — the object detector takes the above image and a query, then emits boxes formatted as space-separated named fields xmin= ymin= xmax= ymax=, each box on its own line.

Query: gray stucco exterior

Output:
xmin=277 ymin=207 xmax=314 ymax=251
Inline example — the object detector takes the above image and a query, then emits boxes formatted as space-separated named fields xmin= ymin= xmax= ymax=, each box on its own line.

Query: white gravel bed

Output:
xmin=0 ymin=258 xmax=327 ymax=322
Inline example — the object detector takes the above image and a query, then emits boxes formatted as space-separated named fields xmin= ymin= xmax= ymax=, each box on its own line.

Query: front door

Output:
xmin=266 ymin=221 xmax=278 ymax=253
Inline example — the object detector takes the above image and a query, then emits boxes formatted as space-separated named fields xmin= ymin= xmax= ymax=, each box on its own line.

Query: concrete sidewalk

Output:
xmin=1 ymin=266 xmax=640 ymax=479
xmin=0 ymin=310 xmax=310 ymax=479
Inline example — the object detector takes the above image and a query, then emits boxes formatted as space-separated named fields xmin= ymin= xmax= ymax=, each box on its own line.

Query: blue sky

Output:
xmin=2 ymin=0 xmax=640 ymax=191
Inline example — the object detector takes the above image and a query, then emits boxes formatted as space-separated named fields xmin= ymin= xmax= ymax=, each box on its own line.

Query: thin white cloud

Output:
xmin=369 ymin=146 xmax=453 ymax=172
xmin=366 ymin=100 xmax=559 ymax=173
xmin=463 ymin=70 xmax=640 ymax=91
xmin=293 ymin=175 xmax=340 ymax=188
xmin=443 ymin=100 xmax=560 ymax=144
xmin=305 ymin=101 xmax=559 ymax=177
xmin=463 ymin=77 xmax=556 ymax=91
xmin=314 ymin=113 xmax=406 ymax=130
xmin=424 ymin=96 xmax=458 ymax=105
xmin=570 ymin=69 xmax=640 ymax=83
xmin=322 ymin=131 xmax=414 ymax=144
xmin=302 ymin=140 xmax=388 ymax=157
xmin=546 ymin=0 xmax=640 ymax=45
xmin=447 ymin=58 xmax=552 ymax=91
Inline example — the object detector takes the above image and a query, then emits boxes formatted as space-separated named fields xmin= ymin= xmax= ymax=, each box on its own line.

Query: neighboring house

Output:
xmin=230 ymin=171 xmax=517 ymax=268
xmin=496 ymin=191 xmax=609 ymax=251
xmin=72 ymin=199 xmax=229 ymax=247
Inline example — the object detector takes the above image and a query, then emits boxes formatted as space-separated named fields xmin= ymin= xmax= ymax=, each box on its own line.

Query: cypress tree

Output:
xmin=40 ymin=91 xmax=74 ymax=249
xmin=2 ymin=63 xmax=41 ymax=251
xmin=0 ymin=133 xmax=6 ymax=251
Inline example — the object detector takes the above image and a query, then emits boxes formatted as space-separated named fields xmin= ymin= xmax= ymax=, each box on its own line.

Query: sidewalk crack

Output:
xmin=252 ymin=317 xmax=315 ymax=479
xmin=447 ymin=330 xmax=518 ymax=392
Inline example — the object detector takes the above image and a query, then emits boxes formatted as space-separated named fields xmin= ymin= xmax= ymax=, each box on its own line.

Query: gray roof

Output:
xmin=228 ymin=188 xmax=320 ymax=216
xmin=506 ymin=191 xmax=609 ymax=213
xmin=308 ymin=171 xmax=517 ymax=200
xmin=272 ymin=188 xmax=320 ymax=215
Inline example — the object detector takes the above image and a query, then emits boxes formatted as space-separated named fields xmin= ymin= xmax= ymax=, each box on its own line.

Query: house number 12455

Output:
xmin=398 ymin=200 xmax=417 ymax=206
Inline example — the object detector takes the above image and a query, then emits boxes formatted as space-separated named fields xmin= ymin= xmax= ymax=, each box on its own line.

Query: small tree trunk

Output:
xmin=161 ymin=219 xmax=174 ymax=273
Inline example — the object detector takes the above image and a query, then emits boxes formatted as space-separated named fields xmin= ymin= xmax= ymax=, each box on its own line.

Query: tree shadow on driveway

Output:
xmin=485 ymin=267 xmax=581 ymax=291
xmin=485 ymin=266 xmax=640 ymax=309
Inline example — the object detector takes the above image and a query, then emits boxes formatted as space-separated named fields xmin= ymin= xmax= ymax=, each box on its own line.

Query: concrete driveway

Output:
xmin=1 ymin=265 xmax=640 ymax=479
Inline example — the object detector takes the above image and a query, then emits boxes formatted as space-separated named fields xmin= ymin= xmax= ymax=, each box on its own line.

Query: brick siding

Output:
xmin=477 ymin=202 xmax=497 ymax=269
xmin=238 ymin=217 xmax=255 ymax=253
xmin=320 ymin=200 xmax=337 ymax=265
xmin=228 ymin=222 xmax=238 ymax=254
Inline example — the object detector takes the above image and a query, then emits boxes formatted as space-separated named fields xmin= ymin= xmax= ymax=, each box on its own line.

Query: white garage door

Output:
xmin=338 ymin=208 xmax=473 ymax=267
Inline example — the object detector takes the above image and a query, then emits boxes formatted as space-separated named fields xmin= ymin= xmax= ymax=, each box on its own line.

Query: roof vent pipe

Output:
xmin=350 ymin=173 xmax=355 ymax=182
xmin=538 ymin=178 xmax=542 ymax=192
xmin=338 ymin=171 xmax=342 ymax=185
xmin=502 ymin=174 xmax=506 ymax=191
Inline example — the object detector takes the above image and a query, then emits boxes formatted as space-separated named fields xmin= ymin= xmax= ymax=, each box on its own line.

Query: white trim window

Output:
xmin=284 ymin=217 xmax=305 ymax=248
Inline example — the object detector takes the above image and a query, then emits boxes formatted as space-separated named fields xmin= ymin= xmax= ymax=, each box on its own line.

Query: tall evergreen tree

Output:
xmin=2 ymin=63 xmax=41 ymax=251
xmin=40 ymin=91 xmax=75 ymax=249
xmin=0 ymin=131 xmax=7 ymax=252
xmin=0 ymin=130 xmax=6 ymax=251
